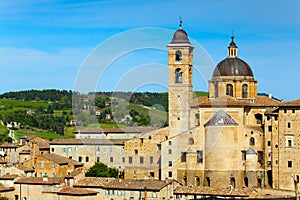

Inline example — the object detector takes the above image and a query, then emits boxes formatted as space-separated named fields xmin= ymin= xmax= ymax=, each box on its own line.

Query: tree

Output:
xmin=85 ymin=162 xmax=119 ymax=178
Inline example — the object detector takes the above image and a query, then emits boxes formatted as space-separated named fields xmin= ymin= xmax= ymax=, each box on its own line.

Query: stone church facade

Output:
xmin=124 ymin=24 xmax=300 ymax=191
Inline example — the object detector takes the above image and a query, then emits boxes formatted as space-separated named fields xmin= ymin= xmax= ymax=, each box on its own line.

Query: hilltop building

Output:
xmin=124 ymin=23 xmax=300 ymax=193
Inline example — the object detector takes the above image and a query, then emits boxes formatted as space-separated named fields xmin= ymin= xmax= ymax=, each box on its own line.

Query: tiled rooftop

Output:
xmin=279 ymin=98 xmax=300 ymax=107
xmin=74 ymin=177 xmax=115 ymax=188
xmin=15 ymin=177 xmax=64 ymax=185
xmin=0 ymin=174 xmax=19 ymax=180
xmin=193 ymin=95 xmax=280 ymax=107
xmin=204 ymin=110 xmax=238 ymax=127
xmin=58 ymin=187 xmax=97 ymax=196
xmin=39 ymin=153 xmax=83 ymax=166
xmin=104 ymin=179 xmax=173 ymax=191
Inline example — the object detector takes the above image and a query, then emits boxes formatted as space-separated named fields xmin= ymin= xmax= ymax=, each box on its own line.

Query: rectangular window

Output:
xmin=103 ymin=147 xmax=107 ymax=152
xmin=96 ymin=146 xmax=100 ymax=152
xmin=168 ymin=161 xmax=172 ymax=167
xmin=268 ymin=126 xmax=272 ymax=132
xmin=86 ymin=146 xmax=89 ymax=152
xmin=284 ymin=109 xmax=287 ymax=113
xmin=62 ymin=148 xmax=66 ymax=153
xmin=75 ymin=146 xmax=78 ymax=151
xmin=168 ymin=149 xmax=172 ymax=154
xmin=129 ymin=157 xmax=132 ymax=164
xmin=110 ymin=147 xmax=113 ymax=152
xmin=97 ymin=157 xmax=100 ymax=162
xmin=122 ymin=157 xmax=125 ymax=163
xmin=288 ymin=161 xmax=293 ymax=168
xmin=140 ymin=157 xmax=144 ymax=164
xmin=68 ymin=147 xmax=72 ymax=152
xmin=285 ymin=135 xmax=294 ymax=147
xmin=168 ymin=171 xmax=172 ymax=178
xmin=168 ymin=141 xmax=172 ymax=145
xmin=288 ymin=122 xmax=291 ymax=128
xmin=150 ymin=156 xmax=153 ymax=165
xmin=134 ymin=149 xmax=138 ymax=155
xmin=41 ymin=161 xmax=45 ymax=167
xmin=241 ymin=151 xmax=246 ymax=160
xmin=292 ymin=109 xmax=296 ymax=113
xmin=258 ymin=151 xmax=263 ymax=163
xmin=267 ymin=141 xmax=271 ymax=146
xmin=51 ymin=163 xmax=55 ymax=168
xmin=51 ymin=148 xmax=54 ymax=152
xmin=78 ymin=156 xmax=82 ymax=162
xmin=181 ymin=152 xmax=187 ymax=162
xmin=86 ymin=156 xmax=89 ymax=162
xmin=110 ymin=157 xmax=113 ymax=163
xmin=197 ymin=150 xmax=203 ymax=163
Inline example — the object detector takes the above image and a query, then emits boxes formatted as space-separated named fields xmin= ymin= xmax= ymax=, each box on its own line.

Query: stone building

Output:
xmin=123 ymin=23 xmax=300 ymax=192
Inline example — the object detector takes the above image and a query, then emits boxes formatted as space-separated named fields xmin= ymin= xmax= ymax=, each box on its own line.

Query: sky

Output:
xmin=0 ymin=0 xmax=300 ymax=101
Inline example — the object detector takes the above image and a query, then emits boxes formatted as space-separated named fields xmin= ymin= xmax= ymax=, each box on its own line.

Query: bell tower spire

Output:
xmin=167 ymin=23 xmax=194 ymax=137
xmin=228 ymin=32 xmax=238 ymax=58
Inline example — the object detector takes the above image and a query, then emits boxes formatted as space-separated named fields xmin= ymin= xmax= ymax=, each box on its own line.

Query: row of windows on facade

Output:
xmin=55 ymin=146 xmax=125 ymax=153
xmin=172 ymin=176 xmax=264 ymax=188
xmin=214 ymin=84 xmax=249 ymax=98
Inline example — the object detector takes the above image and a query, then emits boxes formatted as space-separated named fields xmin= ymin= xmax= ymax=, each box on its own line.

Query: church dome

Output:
xmin=212 ymin=57 xmax=254 ymax=77
xmin=170 ymin=29 xmax=190 ymax=44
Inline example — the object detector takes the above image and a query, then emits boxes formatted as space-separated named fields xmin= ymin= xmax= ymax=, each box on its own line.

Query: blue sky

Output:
xmin=0 ymin=0 xmax=300 ymax=101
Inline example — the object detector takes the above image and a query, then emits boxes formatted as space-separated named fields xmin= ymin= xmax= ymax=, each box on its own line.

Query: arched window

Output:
xmin=242 ymin=84 xmax=248 ymax=98
xmin=175 ymin=68 xmax=182 ymax=83
xmin=226 ymin=84 xmax=233 ymax=97
xmin=230 ymin=177 xmax=236 ymax=188
xmin=188 ymin=137 xmax=194 ymax=145
xmin=195 ymin=176 xmax=200 ymax=186
xmin=175 ymin=50 xmax=182 ymax=63
xmin=250 ymin=137 xmax=255 ymax=145
xmin=244 ymin=177 xmax=249 ymax=187
xmin=214 ymin=83 xmax=218 ymax=98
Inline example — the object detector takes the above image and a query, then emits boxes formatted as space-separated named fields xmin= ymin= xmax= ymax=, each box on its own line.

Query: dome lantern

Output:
xmin=228 ymin=34 xmax=238 ymax=58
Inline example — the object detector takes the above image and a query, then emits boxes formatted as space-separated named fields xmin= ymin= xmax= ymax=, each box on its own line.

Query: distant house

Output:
xmin=95 ymin=110 xmax=102 ymax=116
xmin=26 ymin=110 xmax=35 ymax=115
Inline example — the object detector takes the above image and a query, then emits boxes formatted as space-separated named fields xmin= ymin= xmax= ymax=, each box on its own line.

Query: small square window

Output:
xmin=134 ymin=150 xmax=138 ymax=155
xmin=169 ymin=141 xmax=172 ymax=145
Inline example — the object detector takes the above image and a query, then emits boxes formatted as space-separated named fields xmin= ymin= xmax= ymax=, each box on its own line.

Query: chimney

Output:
xmin=268 ymin=93 xmax=272 ymax=99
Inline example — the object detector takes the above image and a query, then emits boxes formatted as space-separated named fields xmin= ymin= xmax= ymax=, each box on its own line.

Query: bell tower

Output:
xmin=168 ymin=20 xmax=194 ymax=137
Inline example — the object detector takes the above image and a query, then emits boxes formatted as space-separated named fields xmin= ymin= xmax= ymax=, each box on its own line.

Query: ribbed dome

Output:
xmin=212 ymin=57 xmax=254 ymax=77
xmin=170 ymin=29 xmax=190 ymax=44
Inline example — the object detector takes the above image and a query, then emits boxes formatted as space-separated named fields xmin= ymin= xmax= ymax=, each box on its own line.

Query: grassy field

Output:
xmin=0 ymin=99 xmax=49 ymax=109
xmin=13 ymin=129 xmax=71 ymax=141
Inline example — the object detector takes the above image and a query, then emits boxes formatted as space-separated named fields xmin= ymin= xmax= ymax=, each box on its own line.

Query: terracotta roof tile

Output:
xmin=14 ymin=164 xmax=35 ymax=172
xmin=0 ymin=143 xmax=21 ymax=148
xmin=58 ymin=187 xmax=97 ymax=196
xmin=192 ymin=95 xmax=280 ymax=107
xmin=0 ymin=183 xmax=14 ymax=192
xmin=39 ymin=153 xmax=83 ymax=166
xmin=279 ymin=98 xmax=300 ymax=107
xmin=74 ymin=177 xmax=115 ymax=188
xmin=15 ymin=177 xmax=64 ymax=185
xmin=0 ymin=174 xmax=18 ymax=180
xmin=104 ymin=179 xmax=173 ymax=191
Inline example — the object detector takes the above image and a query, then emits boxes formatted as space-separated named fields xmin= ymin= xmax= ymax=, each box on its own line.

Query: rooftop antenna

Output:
xmin=179 ymin=17 xmax=182 ymax=29
xmin=231 ymin=30 xmax=234 ymax=41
